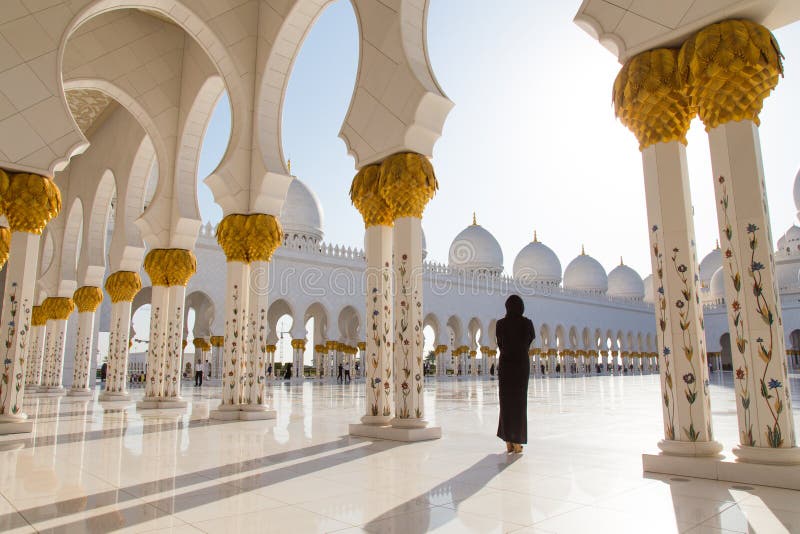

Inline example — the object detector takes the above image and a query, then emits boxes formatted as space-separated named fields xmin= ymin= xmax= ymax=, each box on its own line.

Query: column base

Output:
xmin=349 ymin=423 xmax=441 ymax=442
xmin=99 ymin=391 xmax=131 ymax=402
xmin=657 ymin=439 xmax=724 ymax=457
xmin=209 ymin=405 xmax=276 ymax=421
xmin=25 ymin=385 xmax=41 ymax=393
xmin=360 ymin=415 xmax=392 ymax=426
xmin=643 ymin=452 xmax=800 ymax=491
xmin=0 ymin=415 xmax=33 ymax=435
xmin=37 ymin=386 xmax=65 ymax=397
xmin=733 ymin=445 xmax=800 ymax=465
xmin=136 ymin=397 xmax=188 ymax=410
xmin=67 ymin=388 xmax=92 ymax=398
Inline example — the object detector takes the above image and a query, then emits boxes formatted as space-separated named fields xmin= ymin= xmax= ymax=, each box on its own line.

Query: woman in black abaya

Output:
xmin=496 ymin=294 xmax=535 ymax=453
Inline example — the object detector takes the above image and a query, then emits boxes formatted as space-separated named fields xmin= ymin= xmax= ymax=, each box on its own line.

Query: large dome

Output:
xmin=448 ymin=217 xmax=503 ymax=274
xmin=513 ymin=233 xmax=561 ymax=285
xmin=643 ymin=274 xmax=654 ymax=304
xmin=698 ymin=245 xmax=721 ymax=290
xmin=563 ymin=248 xmax=607 ymax=294
xmin=279 ymin=177 xmax=324 ymax=240
xmin=607 ymin=260 xmax=644 ymax=300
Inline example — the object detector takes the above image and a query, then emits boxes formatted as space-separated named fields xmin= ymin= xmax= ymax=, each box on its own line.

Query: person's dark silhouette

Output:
xmin=337 ymin=363 xmax=343 ymax=384
xmin=496 ymin=294 xmax=534 ymax=454
xmin=283 ymin=363 xmax=292 ymax=380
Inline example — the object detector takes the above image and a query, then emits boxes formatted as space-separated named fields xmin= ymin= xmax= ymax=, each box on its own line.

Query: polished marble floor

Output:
xmin=0 ymin=373 xmax=799 ymax=533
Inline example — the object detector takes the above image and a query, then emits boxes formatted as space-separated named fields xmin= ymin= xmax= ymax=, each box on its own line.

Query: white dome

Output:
xmin=709 ymin=266 xmax=725 ymax=301
xmin=279 ymin=177 xmax=323 ymax=240
xmin=607 ymin=261 xmax=644 ymax=299
xmin=513 ymin=234 xmax=561 ymax=285
xmin=783 ymin=225 xmax=800 ymax=256
xmin=794 ymin=168 xmax=800 ymax=216
xmin=643 ymin=274 xmax=655 ymax=304
xmin=563 ymin=249 xmax=607 ymax=294
xmin=698 ymin=246 xmax=721 ymax=290
xmin=448 ymin=220 xmax=503 ymax=273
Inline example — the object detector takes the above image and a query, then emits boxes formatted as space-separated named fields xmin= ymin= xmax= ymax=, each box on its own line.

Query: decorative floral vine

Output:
xmin=671 ymin=246 xmax=701 ymax=442
xmin=652 ymin=226 xmax=675 ymax=440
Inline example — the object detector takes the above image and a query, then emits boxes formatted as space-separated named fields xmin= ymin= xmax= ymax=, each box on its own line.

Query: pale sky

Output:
xmin=197 ymin=0 xmax=800 ymax=280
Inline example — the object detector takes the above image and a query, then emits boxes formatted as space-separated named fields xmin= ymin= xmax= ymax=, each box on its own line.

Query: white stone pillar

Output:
xmin=142 ymin=285 xmax=169 ymax=404
xmin=244 ymin=260 xmax=270 ymax=415
xmin=100 ymin=271 xmax=140 ymax=401
xmin=291 ymin=339 xmax=305 ymax=382
xmin=69 ymin=287 xmax=103 ymax=397
xmin=614 ymin=48 xmax=721 ymax=456
xmin=0 ymin=231 xmax=40 ymax=432
xmin=25 ymin=306 xmax=47 ymax=391
xmin=217 ymin=261 xmax=249 ymax=411
xmin=266 ymin=344 xmax=276 ymax=379
xmin=707 ymin=118 xmax=799 ymax=460
xmin=40 ymin=297 xmax=74 ymax=392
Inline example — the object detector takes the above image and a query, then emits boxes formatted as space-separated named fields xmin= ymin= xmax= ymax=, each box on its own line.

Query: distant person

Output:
xmin=496 ymin=294 xmax=534 ymax=454
xmin=195 ymin=359 xmax=203 ymax=386
xmin=344 ymin=361 xmax=351 ymax=383
xmin=490 ymin=363 xmax=495 ymax=376
xmin=267 ymin=363 xmax=272 ymax=379
xmin=101 ymin=362 xmax=107 ymax=381
xmin=205 ymin=359 xmax=211 ymax=380
xmin=283 ymin=363 xmax=292 ymax=380
xmin=337 ymin=363 xmax=343 ymax=384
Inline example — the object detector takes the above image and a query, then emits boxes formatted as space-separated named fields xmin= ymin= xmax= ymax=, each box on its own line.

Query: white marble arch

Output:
xmin=337 ymin=305 xmax=361 ymax=345
xmin=539 ymin=323 xmax=552 ymax=350
xmin=554 ymin=324 xmax=566 ymax=351
xmin=568 ymin=326 xmax=579 ymax=351
xmin=486 ymin=319 xmax=497 ymax=350
xmin=304 ymin=301 xmax=331 ymax=342
xmin=446 ymin=315 xmax=465 ymax=349
xmin=184 ymin=290 xmax=215 ymax=338
xmin=467 ymin=317 xmax=483 ymax=350
xmin=423 ymin=312 xmax=444 ymax=346
xmin=78 ymin=169 xmax=115 ymax=287
xmin=57 ymin=197 xmax=85 ymax=298
xmin=582 ymin=327 xmax=592 ymax=350
xmin=268 ymin=299 xmax=296 ymax=339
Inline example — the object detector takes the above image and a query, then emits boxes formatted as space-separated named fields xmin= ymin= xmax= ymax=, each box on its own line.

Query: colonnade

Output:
xmin=614 ymin=19 xmax=798 ymax=464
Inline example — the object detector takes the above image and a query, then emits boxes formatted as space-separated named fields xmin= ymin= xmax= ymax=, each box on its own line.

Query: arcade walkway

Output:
xmin=0 ymin=375 xmax=798 ymax=533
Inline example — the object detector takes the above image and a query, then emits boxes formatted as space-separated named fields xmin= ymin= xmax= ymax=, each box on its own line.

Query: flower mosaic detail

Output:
xmin=0 ymin=282 xmax=30 ymax=415
xmin=395 ymin=250 xmax=424 ymax=420
xmin=651 ymin=227 xmax=675 ymax=440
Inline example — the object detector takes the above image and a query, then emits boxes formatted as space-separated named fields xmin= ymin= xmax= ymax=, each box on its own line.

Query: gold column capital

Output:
xmin=105 ymin=271 xmax=142 ymax=303
xmin=378 ymin=152 xmax=438 ymax=219
xmin=31 ymin=305 xmax=47 ymax=327
xmin=0 ymin=171 xmax=61 ymax=234
xmin=73 ymin=286 xmax=103 ymax=312
xmin=0 ymin=226 xmax=9 ymax=268
xmin=144 ymin=249 xmax=196 ymax=286
xmin=42 ymin=296 xmax=74 ymax=321
xmin=679 ymin=19 xmax=783 ymax=130
xmin=291 ymin=339 xmax=307 ymax=350
xmin=350 ymin=164 xmax=393 ymax=227
xmin=210 ymin=335 xmax=225 ymax=347
xmin=613 ymin=47 xmax=693 ymax=150
xmin=216 ymin=213 xmax=282 ymax=263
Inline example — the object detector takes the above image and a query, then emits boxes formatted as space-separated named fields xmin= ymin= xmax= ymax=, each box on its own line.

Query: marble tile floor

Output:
xmin=0 ymin=373 xmax=798 ymax=533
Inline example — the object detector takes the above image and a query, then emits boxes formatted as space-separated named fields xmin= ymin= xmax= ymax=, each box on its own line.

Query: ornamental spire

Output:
xmin=472 ymin=212 xmax=477 ymax=225
xmin=581 ymin=244 xmax=585 ymax=255
xmin=533 ymin=230 xmax=539 ymax=243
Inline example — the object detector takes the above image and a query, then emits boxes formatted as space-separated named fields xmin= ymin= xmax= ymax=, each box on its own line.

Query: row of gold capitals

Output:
xmin=613 ymin=19 xmax=783 ymax=150
xmin=0 ymin=169 xmax=62 ymax=268
xmin=350 ymin=152 xmax=438 ymax=227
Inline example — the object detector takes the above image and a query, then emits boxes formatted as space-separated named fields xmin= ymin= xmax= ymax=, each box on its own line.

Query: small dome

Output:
xmin=280 ymin=177 xmax=324 ymax=240
xmin=607 ymin=260 xmax=644 ymax=299
xmin=513 ymin=232 xmax=561 ymax=285
xmin=448 ymin=215 xmax=503 ymax=273
xmin=698 ymin=245 xmax=721 ymax=290
xmin=643 ymin=274 xmax=654 ymax=304
xmin=709 ymin=267 xmax=725 ymax=301
xmin=563 ymin=248 xmax=607 ymax=294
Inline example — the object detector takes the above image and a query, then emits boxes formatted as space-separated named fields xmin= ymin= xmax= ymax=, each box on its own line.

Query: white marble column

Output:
xmin=615 ymin=48 xmax=721 ymax=456
xmin=216 ymin=261 xmax=249 ymax=413
xmin=69 ymin=286 xmax=103 ymax=397
xmin=243 ymin=260 xmax=272 ymax=417
xmin=100 ymin=271 xmax=140 ymax=401
xmin=25 ymin=306 xmax=47 ymax=391
xmin=162 ymin=284 xmax=187 ymax=404
xmin=40 ymin=297 xmax=74 ymax=393
xmin=291 ymin=339 xmax=305 ymax=382
xmin=142 ymin=285 xmax=169 ymax=404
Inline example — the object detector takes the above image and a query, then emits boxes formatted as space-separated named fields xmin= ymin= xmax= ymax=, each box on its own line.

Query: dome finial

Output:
xmin=472 ymin=212 xmax=477 ymax=226
xmin=287 ymin=158 xmax=292 ymax=175
xmin=533 ymin=230 xmax=539 ymax=243
xmin=581 ymin=244 xmax=585 ymax=256
xmin=620 ymin=256 xmax=624 ymax=266
xmin=715 ymin=239 xmax=719 ymax=249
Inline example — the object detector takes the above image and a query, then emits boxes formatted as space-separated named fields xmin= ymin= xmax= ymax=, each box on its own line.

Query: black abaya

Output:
xmin=496 ymin=295 xmax=535 ymax=445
